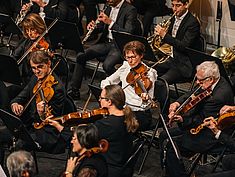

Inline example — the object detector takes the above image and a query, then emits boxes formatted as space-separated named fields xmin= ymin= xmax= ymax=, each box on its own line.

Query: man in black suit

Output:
xmin=154 ymin=0 xmax=201 ymax=85
xmin=160 ymin=61 xmax=234 ymax=177
xmin=69 ymin=0 xmax=140 ymax=100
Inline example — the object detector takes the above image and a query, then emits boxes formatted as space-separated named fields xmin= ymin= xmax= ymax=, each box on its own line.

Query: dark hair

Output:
xmin=21 ymin=13 xmax=46 ymax=38
xmin=75 ymin=123 xmax=99 ymax=149
xmin=104 ymin=85 xmax=139 ymax=133
xmin=172 ymin=0 xmax=189 ymax=4
xmin=123 ymin=41 xmax=145 ymax=57
xmin=28 ymin=50 xmax=52 ymax=65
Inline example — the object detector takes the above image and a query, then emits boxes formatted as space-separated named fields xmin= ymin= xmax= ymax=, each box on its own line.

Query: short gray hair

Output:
xmin=7 ymin=151 xmax=35 ymax=177
xmin=196 ymin=61 xmax=220 ymax=79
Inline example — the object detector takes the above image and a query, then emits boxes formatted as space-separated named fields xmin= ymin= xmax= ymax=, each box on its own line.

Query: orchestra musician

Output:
xmin=69 ymin=0 xmax=141 ymax=100
xmin=202 ymin=105 xmax=235 ymax=177
xmin=154 ymin=0 xmax=201 ymax=85
xmin=9 ymin=50 xmax=67 ymax=154
xmin=101 ymin=40 xmax=158 ymax=131
xmin=13 ymin=13 xmax=49 ymax=85
xmin=62 ymin=123 xmax=108 ymax=177
xmin=159 ymin=61 xmax=234 ymax=177
xmin=44 ymin=84 xmax=139 ymax=177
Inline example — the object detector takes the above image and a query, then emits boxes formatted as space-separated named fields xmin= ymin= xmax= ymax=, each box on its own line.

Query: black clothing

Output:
xmin=162 ymin=77 xmax=234 ymax=177
xmin=73 ymin=154 xmax=108 ymax=177
xmin=131 ymin=0 xmax=172 ymax=37
xmin=95 ymin=115 xmax=133 ymax=177
xmin=70 ymin=1 xmax=140 ymax=92
xmin=155 ymin=11 xmax=201 ymax=85
xmin=8 ymin=74 xmax=67 ymax=154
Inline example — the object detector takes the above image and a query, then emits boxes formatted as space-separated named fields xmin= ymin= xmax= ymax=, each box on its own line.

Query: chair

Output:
xmin=52 ymin=53 xmax=70 ymax=90
xmin=138 ymin=77 xmax=170 ymax=174
xmin=121 ymin=135 xmax=147 ymax=177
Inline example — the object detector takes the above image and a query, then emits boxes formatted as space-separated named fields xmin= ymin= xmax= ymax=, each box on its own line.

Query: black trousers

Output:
xmin=71 ymin=42 xmax=122 ymax=90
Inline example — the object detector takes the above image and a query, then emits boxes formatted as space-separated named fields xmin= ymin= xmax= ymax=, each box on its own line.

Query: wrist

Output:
xmin=64 ymin=171 xmax=72 ymax=176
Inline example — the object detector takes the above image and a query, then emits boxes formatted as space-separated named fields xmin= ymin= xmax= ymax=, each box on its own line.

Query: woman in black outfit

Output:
xmin=95 ymin=84 xmax=139 ymax=177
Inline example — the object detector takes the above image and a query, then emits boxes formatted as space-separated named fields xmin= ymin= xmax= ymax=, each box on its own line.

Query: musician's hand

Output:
xmin=203 ymin=117 xmax=220 ymax=135
xmin=155 ymin=25 xmax=167 ymax=38
xmin=98 ymin=12 xmax=112 ymax=25
xmin=11 ymin=103 xmax=24 ymax=116
xmin=141 ymin=93 xmax=149 ymax=101
xmin=220 ymin=105 xmax=235 ymax=115
xmin=66 ymin=157 xmax=79 ymax=174
xmin=46 ymin=117 xmax=64 ymax=132
xmin=169 ymin=102 xmax=180 ymax=114
xmin=37 ymin=101 xmax=46 ymax=116
xmin=21 ymin=3 xmax=31 ymax=11
xmin=87 ymin=20 xmax=96 ymax=30
xmin=31 ymin=0 xmax=48 ymax=7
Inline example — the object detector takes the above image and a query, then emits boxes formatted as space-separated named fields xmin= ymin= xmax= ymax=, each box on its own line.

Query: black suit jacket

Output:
xmin=177 ymin=77 xmax=234 ymax=152
xmin=95 ymin=1 xmax=140 ymax=43
xmin=163 ymin=12 xmax=201 ymax=78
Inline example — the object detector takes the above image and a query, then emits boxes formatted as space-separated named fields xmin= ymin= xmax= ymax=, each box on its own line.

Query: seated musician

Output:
xmin=159 ymin=61 xmax=234 ymax=177
xmin=46 ymin=84 xmax=139 ymax=177
xmin=154 ymin=0 xmax=201 ymax=85
xmin=202 ymin=105 xmax=235 ymax=177
xmin=69 ymin=0 xmax=141 ymax=100
xmin=13 ymin=13 xmax=49 ymax=85
xmin=10 ymin=50 xmax=67 ymax=154
xmin=62 ymin=123 xmax=108 ymax=177
xmin=101 ymin=40 xmax=158 ymax=131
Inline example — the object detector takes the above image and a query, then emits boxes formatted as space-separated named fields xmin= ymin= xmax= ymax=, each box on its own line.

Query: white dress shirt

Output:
xmin=101 ymin=61 xmax=158 ymax=111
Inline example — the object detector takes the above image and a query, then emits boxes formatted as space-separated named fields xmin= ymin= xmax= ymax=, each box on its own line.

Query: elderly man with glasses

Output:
xmin=159 ymin=61 xmax=234 ymax=177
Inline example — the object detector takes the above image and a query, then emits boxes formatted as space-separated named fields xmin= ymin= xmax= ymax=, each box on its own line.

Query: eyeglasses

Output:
xmin=99 ymin=96 xmax=109 ymax=101
xmin=25 ymin=28 xmax=37 ymax=34
xmin=196 ymin=76 xmax=211 ymax=83
xmin=31 ymin=64 xmax=46 ymax=71
xmin=125 ymin=55 xmax=138 ymax=60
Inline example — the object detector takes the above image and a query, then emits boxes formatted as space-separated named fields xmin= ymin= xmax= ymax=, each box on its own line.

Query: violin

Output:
xmin=32 ymin=37 xmax=49 ymax=51
xmin=33 ymin=74 xmax=58 ymax=120
xmin=175 ymin=88 xmax=212 ymax=116
xmin=34 ymin=108 xmax=109 ymax=129
xmin=126 ymin=63 xmax=152 ymax=96
xmin=190 ymin=111 xmax=235 ymax=135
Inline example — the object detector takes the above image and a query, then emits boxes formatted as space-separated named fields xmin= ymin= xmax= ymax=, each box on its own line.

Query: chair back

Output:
xmin=52 ymin=54 xmax=69 ymax=90
xmin=63 ymin=95 xmax=77 ymax=114
xmin=199 ymin=34 xmax=206 ymax=52
xmin=121 ymin=136 xmax=146 ymax=177
xmin=154 ymin=77 xmax=169 ymax=114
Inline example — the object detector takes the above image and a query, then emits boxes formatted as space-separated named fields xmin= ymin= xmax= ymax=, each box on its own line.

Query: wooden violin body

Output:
xmin=34 ymin=108 xmax=109 ymax=129
xmin=190 ymin=111 xmax=235 ymax=135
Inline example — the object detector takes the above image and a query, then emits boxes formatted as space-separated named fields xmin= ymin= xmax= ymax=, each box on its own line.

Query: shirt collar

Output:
xmin=113 ymin=0 xmax=125 ymax=9
xmin=175 ymin=10 xmax=188 ymax=21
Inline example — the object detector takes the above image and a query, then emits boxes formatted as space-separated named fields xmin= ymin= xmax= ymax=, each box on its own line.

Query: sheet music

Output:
xmin=0 ymin=165 xmax=7 ymax=177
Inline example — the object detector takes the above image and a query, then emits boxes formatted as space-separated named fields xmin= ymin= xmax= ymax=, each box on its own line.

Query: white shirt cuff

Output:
xmin=215 ymin=130 xmax=222 ymax=139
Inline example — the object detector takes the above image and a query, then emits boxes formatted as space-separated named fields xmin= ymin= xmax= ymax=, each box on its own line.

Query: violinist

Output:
xmin=159 ymin=61 xmax=234 ymax=177
xmin=44 ymin=84 xmax=138 ymax=177
xmin=101 ymin=40 xmax=158 ymax=131
xmin=13 ymin=13 xmax=49 ymax=85
xmin=62 ymin=123 xmax=108 ymax=177
xmin=201 ymin=105 xmax=235 ymax=177
xmin=10 ymin=50 xmax=67 ymax=154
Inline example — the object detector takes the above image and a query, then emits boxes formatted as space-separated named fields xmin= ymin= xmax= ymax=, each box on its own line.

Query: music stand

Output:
xmin=185 ymin=47 xmax=232 ymax=86
xmin=88 ymin=84 xmax=102 ymax=103
xmin=0 ymin=109 xmax=40 ymax=150
xmin=44 ymin=17 xmax=84 ymax=53
xmin=0 ymin=54 xmax=22 ymax=85
xmin=0 ymin=13 xmax=21 ymax=34
xmin=112 ymin=30 xmax=156 ymax=62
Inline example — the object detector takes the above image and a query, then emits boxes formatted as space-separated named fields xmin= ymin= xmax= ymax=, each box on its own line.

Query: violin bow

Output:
xmin=17 ymin=18 xmax=58 ymax=65
xmin=20 ymin=57 xmax=61 ymax=115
